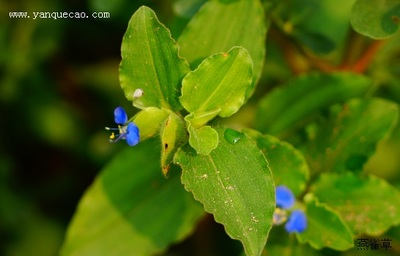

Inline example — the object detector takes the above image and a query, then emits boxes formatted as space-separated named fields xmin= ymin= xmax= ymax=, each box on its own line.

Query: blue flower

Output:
xmin=106 ymin=106 xmax=140 ymax=146
xmin=114 ymin=106 xmax=128 ymax=124
xmin=273 ymin=185 xmax=307 ymax=233
xmin=276 ymin=185 xmax=295 ymax=209
xmin=285 ymin=210 xmax=307 ymax=233
xmin=125 ymin=122 xmax=140 ymax=146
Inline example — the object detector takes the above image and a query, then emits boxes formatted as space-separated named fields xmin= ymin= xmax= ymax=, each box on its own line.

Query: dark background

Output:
xmin=0 ymin=0 xmax=198 ymax=254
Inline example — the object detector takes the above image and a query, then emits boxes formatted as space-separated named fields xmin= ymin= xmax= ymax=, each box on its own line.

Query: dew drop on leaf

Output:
xmin=224 ymin=128 xmax=244 ymax=144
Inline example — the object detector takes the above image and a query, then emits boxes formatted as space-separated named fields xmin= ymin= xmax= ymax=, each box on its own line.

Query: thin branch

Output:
xmin=351 ymin=40 xmax=386 ymax=73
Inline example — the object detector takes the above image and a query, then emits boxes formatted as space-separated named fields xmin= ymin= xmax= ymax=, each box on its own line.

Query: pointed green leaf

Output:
xmin=174 ymin=128 xmax=275 ymax=256
xmin=61 ymin=139 xmax=204 ymax=256
xmin=120 ymin=6 xmax=190 ymax=111
xmin=187 ymin=123 xmax=218 ymax=155
xmin=311 ymin=172 xmax=400 ymax=235
xmin=296 ymin=199 xmax=353 ymax=251
xmin=178 ymin=0 xmax=267 ymax=97
xmin=350 ymin=0 xmax=400 ymax=39
xmin=256 ymin=73 xmax=372 ymax=137
xmin=180 ymin=46 xmax=253 ymax=127
xmin=304 ymin=98 xmax=398 ymax=174
xmin=249 ymin=132 xmax=309 ymax=196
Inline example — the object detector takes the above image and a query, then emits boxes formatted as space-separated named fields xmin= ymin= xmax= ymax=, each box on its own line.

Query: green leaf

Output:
xmin=256 ymin=73 xmax=372 ymax=137
xmin=174 ymin=127 xmax=275 ymax=256
xmin=120 ymin=6 xmax=190 ymax=111
xmin=296 ymin=198 xmax=353 ymax=251
xmin=180 ymin=46 xmax=253 ymax=155
xmin=249 ymin=132 xmax=309 ymax=196
xmin=177 ymin=0 xmax=267 ymax=98
xmin=160 ymin=113 xmax=187 ymax=175
xmin=187 ymin=124 xmax=219 ymax=155
xmin=350 ymin=0 xmax=400 ymax=39
xmin=180 ymin=46 xmax=253 ymax=127
xmin=311 ymin=172 xmax=400 ymax=235
xmin=61 ymin=139 xmax=204 ymax=256
xmin=133 ymin=107 xmax=169 ymax=141
xmin=304 ymin=98 xmax=399 ymax=174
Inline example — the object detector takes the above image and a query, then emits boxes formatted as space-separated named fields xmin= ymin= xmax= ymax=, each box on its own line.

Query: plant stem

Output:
xmin=351 ymin=40 xmax=385 ymax=73
xmin=270 ymin=24 xmax=386 ymax=74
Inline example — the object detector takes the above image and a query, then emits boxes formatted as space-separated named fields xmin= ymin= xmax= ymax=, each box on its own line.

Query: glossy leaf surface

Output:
xmin=120 ymin=6 xmax=190 ymax=111
xmin=180 ymin=46 xmax=253 ymax=127
xmin=174 ymin=128 xmax=275 ymax=256
xmin=187 ymin=124 xmax=219 ymax=155
xmin=178 ymin=0 xmax=267 ymax=98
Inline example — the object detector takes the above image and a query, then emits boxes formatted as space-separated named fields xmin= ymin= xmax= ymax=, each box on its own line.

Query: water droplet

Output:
xmin=224 ymin=128 xmax=244 ymax=144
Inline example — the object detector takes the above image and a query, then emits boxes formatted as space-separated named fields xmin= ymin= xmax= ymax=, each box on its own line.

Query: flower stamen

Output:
xmin=106 ymin=107 xmax=140 ymax=146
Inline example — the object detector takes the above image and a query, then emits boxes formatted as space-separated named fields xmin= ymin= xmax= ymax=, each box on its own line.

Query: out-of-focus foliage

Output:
xmin=1 ymin=0 xmax=161 ymax=255
xmin=1 ymin=0 xmax=400 ymax=256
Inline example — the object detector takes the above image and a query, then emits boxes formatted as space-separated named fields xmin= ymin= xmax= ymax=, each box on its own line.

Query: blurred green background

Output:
xmin=0 ymin=0 xmax=191 ymax=255
xmin=2 ymin=0 xmax=400 ymax=255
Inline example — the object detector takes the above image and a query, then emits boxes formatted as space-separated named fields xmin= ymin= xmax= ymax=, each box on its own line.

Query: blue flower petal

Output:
xmin=114 ymin=106 xmax=128 ymax=125
xmin=285 ymin=210 xmax=307 ymax=233
xmin=276 ymin=185 xmax=295 ymax=209
xmin=126 ymin=122 xmax=140 ymax=146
